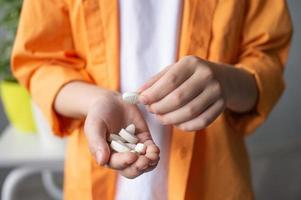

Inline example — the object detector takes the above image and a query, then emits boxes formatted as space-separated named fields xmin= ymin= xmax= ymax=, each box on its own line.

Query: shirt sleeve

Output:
xmin=225 ymin=0 xmax=293 ymax=136
xmin=11 ymin=0 xmax=93 ymax=137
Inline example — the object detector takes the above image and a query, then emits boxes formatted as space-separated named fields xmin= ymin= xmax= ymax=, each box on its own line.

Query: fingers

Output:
xmin=105 ymin=138 xmax=159 ymax=178
xmin=144 ymin=140 xmax=160 ymax=165
xmin=117 ymin=140 xmax=160 ymax=179
xmin=107 ymin=139 xmax=160 ymax=179
xmin=107 ymin=137 xmax=160 ymax=179
xmin=137 ymin=65 xmax=172 ymax=93
xmin=139 ymin=62 xmax=193 ymax=105
xmin=146 ymin=152 xmax=160 ymax=166
xmin=84 ymin=116 xmax=110 ymax=166
xmin=149 ymin=70 xmax=207 ymax=114
xmin=120 ymin=156 xmax=151 ymax=179
xmin=176 ymin=98 xmax=225 ymax=131
xmin=108 ymin=152 xmax=138 ymax=170
xmin=156 ymin=80 xmax=222 ymax=125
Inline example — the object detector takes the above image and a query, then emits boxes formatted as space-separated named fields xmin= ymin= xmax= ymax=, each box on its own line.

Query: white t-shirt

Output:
xmin=117 ymin=0 xmax=182 ymax=200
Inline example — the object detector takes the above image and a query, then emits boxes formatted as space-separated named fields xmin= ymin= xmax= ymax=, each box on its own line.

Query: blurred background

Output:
xmin=0 ymin=0 xmax=300 ymax=200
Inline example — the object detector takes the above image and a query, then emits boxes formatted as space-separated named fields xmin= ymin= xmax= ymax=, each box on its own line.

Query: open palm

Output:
xmin=84 ymin=91 xmax=160 ymax=179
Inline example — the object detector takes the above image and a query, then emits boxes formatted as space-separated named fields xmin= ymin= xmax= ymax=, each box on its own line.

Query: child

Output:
xmin=12 ymin=0 xmax=292 ymax=199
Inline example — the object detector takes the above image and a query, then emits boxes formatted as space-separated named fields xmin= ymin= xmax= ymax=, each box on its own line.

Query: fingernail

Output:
xmin=96 ymin=150 xmax=103 ymax=165
xmin=149 ymin=162 xmax=157 ymax=166
xmin=139 ymin=165 xmax=149 ymax=171
xmin=142 ymin=165 xmax=148 ymax=170
xmin=139 ymin=95 xmax=148 ymax=105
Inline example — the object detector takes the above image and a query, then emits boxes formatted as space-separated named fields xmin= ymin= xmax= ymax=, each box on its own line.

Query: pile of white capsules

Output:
xmin=108 ymin=123 xmax=146 ymax=154
xmin=107 ymin=92 xmax=146 ymax=154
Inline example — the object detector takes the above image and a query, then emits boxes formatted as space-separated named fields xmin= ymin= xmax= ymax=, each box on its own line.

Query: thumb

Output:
xmin=84 ymin=116 xmax=110 ymax=165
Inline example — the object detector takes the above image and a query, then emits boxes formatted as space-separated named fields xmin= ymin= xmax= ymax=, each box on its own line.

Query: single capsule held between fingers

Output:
xmin=122 ymin=92 xmax=139 ymax=104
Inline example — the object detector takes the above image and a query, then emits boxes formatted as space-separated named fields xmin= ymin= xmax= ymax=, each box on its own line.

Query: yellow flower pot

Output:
xmin=0 ymin=80 xmax=36 ymax=133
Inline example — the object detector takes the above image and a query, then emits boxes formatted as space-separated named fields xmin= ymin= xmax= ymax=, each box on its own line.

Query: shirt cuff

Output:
xmin=225 ymin=58 xmax=285 ymax=136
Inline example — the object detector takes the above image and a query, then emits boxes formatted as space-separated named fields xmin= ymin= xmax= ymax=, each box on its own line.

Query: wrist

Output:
xmin=208 ymin=62 xmax=230 ymax=102
xmin=209 ymin=62 xmax=258 ymax=113
xmin=86 ymin=89 xmax=121 ymax=116
xmin=55 ymin=81 xmax=120 ymax=118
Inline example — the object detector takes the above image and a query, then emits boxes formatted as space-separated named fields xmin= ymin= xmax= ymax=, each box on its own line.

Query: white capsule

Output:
xmin=134 ymin=143 xmax=146 ymax=154
xmin=125 ymin=124 xmax=136 ymax=134
xmin=125 ymin=143 xmax=136 ymax=149
xmin=110 ymin=140 xmax=131 ymax=153
xmin=122 ymin=92 xmax=139 ymax=104
xmin=108 ymin=134 xmax=126 ymax=143
xmin=119 ymin=128 xmax=139 ymax=144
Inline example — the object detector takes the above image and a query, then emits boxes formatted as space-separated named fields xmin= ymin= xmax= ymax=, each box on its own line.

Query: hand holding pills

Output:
xmin=84 ymin=91 xmax=160 ymax=179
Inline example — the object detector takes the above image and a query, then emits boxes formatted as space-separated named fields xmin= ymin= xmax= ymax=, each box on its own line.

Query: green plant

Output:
xmin=0 ymin=0 xmax=22 ymax=81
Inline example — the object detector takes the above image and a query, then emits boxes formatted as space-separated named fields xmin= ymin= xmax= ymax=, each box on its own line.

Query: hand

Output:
xmin=138 ymin=56 xmax=258 ymax=131
xmin=84 ymin=90 xmax=160 ymax=179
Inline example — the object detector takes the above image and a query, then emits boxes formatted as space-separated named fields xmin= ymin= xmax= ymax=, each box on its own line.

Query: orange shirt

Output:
xmin=12 ymin=0 xmax=292 ymax=199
